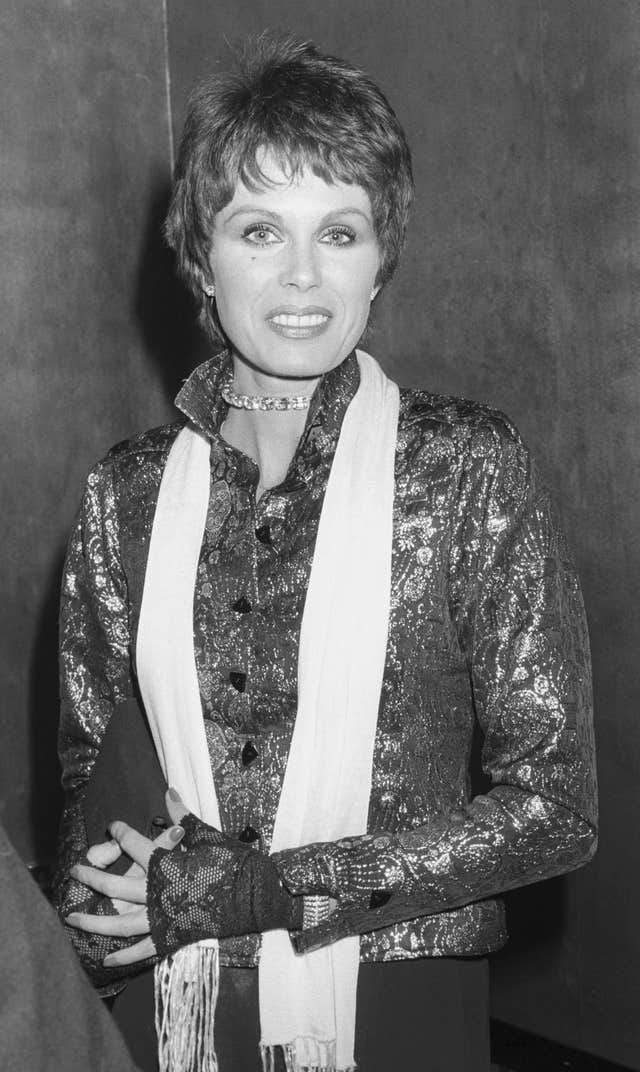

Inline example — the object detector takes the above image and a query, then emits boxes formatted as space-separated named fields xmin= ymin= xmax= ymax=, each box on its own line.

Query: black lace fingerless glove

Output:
xmin=147 ymin=813 xmax=303 ymax=958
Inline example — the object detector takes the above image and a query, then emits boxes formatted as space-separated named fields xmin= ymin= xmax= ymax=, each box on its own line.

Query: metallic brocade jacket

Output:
xmin=57 ymin=351 xmax=597 ymax=968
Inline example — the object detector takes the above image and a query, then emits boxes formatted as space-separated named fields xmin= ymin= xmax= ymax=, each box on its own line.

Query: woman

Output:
xmin=57 ymin=34 xmax=597 ymax=1072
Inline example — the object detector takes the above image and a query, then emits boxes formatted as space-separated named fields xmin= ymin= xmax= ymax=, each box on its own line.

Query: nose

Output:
xmin=278 ymin=238 xmax=321 ymax=291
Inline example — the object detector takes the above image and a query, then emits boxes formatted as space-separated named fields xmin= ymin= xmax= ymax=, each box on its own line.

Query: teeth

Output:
xmin=271 ymin=313 xmax=328 ymax=327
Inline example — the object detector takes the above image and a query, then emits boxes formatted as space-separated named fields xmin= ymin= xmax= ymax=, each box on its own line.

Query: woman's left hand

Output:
xmin=65 ymin=788 xmax=189 ymax=968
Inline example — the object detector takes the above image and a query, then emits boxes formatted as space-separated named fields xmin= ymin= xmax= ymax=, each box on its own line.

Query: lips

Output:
xmin=266 ymin=306 xmax=332 ymax=339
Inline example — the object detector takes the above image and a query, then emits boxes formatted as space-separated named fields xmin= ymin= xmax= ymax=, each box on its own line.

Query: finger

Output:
xmin=102 ymin=827 xmax=184 ymax=887
xmin=87 ymin=840 xmax=122 ymax=869
xmin=153 ymin=824 xmax=185 ymax=851
xmin=104 ymin=935 xmax=156 ymax=967
xmin=108 ymin=821 xmax=154 ymax=871
xmin=123 ymin=860 xmax=144 ymax=881
xmin=119 ymin=826 xmax=184 ymax=884
xmin=166 ymin=787 xmax=190 ymax=825
xmin=66 ymin=907 xmax=149 ymax=938
xmin=113 ymin=896 xmax=139 ymax=914
xmin=70 ymin=863 xmax=146 ymax=904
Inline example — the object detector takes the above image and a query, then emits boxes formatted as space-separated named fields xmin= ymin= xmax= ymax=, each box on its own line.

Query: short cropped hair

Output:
xmin=165 ymin=33 xmax=414 ymax=343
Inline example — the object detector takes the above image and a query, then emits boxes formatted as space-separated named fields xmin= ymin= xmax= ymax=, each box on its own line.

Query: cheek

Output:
xmin=214 ymin=263 xmax=259 ymax=322
xmin=343 ymin=279 xmax=375 ymax=322
xmin=342 ymin=252 xmax=380 ymax=309
xmin=212 ymin=285 xmax=248 ymax=347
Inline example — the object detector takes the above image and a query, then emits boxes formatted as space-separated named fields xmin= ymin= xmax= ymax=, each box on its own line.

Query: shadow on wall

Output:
xmin=501 ymin=877 xmax=568 ymax=952
xmin=491 ymin=875 xmax=570 ymax=1025
xmin=27 ymin=181 xmax=210 ymax=875
xmin=28 ymin=551 xmax=65 ymax=876
xmin=134 ymin=177 xmax=210 ymax=405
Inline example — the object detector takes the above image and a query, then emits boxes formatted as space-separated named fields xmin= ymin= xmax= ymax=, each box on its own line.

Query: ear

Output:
xmin=191 ymin=262 xmax=215 ymax=299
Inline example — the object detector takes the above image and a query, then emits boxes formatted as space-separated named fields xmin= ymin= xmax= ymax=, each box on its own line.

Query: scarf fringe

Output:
xmin=154 ymin=943 xmax=220 ymax=1072
xmin=260 ymin=1039 xmax=355 ymax=1072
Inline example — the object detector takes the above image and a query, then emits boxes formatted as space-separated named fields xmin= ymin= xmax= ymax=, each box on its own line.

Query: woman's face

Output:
xmin=208 ymin=153 xmax=381 ymax=392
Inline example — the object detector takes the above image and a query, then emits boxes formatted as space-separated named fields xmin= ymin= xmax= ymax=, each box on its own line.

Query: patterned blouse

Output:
xmin=56 ymin=350 xmax=597 ymax=970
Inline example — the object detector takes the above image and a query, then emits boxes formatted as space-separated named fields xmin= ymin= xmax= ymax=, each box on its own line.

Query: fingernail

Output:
xmin=168 ymin=787 xmax=181 ymax=802
xmin=104 ymin=955 xmax=115 ymax=966
xmin=169 ymin=825 xmax=185 ymax=843
xmin=65 ymin=913 xmax=79 ymax=923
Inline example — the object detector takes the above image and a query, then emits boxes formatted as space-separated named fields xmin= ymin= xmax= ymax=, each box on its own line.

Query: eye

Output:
xmin=242 ymin=223 xmax=281 ymax=246
xmin=320 ymin=225 xmax=356 ymax=246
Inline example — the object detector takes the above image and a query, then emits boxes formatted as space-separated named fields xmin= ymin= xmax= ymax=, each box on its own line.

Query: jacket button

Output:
xmin=238 ymin=824 xmax=260 ymax=843
xmin=241 ymin=740 xmax=258 ymax=766
xmin=232 ymin=596 xmax=252 ymax=613
xmin=368 ymin=889 xmax=392 ymax=910
xmin=255 ymin=524 xmax=272 ymax=545
xmin=229 ymin=671 xmax=247 ymax=692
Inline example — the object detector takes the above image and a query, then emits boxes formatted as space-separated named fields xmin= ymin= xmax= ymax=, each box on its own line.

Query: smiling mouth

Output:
xmin=271 ymin=313 xmax=329 ymax=328
xmin=266 ymin=309 xmax=332 ymax=339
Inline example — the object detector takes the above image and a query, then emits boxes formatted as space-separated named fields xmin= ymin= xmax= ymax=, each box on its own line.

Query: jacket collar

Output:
xmin=174 ymin=349 xmax=233 ymax=440
xmin=175 ymin=350 xmax=361 ymax=483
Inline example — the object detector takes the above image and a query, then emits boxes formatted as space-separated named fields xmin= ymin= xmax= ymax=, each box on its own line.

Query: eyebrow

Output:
xmin=221 ymin=206 xmax=374 ymax=227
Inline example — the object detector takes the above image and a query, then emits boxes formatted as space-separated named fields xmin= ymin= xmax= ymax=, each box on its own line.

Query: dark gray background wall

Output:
xmin=2 ymin=1 xmax=639 ymax=1066
xmin=0 ymin=0 xmax=179 ymax=863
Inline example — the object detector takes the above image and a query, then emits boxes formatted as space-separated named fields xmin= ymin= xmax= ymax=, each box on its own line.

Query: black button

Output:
xmin=151 ymin=816 xmax=168 ymax=830
xmin=232 ymin=596 xmax=252 ymax=614
xmin=238 ymin=824 xmax=260 ymax=843
xmin=241 ymin=740 xmax=258 ymax=766
xmin=229 ymin=670 xmax=247 ymax=692
xmin=255 ymin=524 xmax=272 ymax=545
xmin=368 ymin=889 xmax=392 ymax=910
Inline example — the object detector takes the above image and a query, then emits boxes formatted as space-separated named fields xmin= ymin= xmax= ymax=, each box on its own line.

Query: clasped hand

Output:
xmin=65 ymin=787 xmax=189 ymax=968
xmin=65 ymin=788 xmax=301 ymax=969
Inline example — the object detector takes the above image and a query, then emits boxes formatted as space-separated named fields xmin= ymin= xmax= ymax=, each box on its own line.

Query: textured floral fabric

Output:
xmin=55 ymin=350 xmax=597 ymax=973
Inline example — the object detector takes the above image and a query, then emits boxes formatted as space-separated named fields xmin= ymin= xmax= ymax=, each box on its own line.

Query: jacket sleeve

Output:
xmin=272 ymin=423 xmax=597 ymax=953
xmin=53 ymin=459 xmax=142 ymax=988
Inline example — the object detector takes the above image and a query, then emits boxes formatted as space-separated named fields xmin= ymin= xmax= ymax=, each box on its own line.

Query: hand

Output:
xmin=65 ymin=788 xmax=189 ymax=969
xmin=145 ymin=807 xmax=303 ymax=958
xmin=67 ymin=790 xmax=303 ymax=967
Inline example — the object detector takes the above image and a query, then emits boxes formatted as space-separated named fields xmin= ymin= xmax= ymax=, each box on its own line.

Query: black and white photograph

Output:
xmin=1 ymin=3 xmax=637 ymax=1071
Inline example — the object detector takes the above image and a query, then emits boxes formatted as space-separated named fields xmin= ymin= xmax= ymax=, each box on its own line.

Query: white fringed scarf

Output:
xmin=136 ymin=351 xmax=399 ymax=1072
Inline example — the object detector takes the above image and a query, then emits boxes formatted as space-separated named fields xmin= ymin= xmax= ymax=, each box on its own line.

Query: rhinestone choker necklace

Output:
xmin=221 ymin=379 xmax=312 ymax=411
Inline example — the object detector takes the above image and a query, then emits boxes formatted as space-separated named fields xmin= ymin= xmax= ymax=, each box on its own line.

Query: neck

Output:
xmin=220 ymin=354 xmax=319 ymax=495
xmin=221 ymin=405 xmax=309 ymax=496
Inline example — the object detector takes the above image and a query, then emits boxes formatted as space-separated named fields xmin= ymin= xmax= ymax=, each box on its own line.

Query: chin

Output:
xmin=242 ymin=344 xmax=348 ymax=383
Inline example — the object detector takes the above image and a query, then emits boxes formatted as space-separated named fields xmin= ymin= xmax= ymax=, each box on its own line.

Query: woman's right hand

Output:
xmin=62 ymin=818 xmax=184 ymax=985
xmin=86 ymin=820 xmax=185 ymax=915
